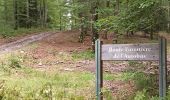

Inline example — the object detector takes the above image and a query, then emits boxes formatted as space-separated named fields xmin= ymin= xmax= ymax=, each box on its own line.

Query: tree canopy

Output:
xmin=0 ymin=0 xmax=168 ymax=42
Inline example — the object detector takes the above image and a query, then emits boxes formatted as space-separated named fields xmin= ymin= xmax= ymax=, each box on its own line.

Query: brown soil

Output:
xmin=38 ymin=30 xmax=91 ymax=52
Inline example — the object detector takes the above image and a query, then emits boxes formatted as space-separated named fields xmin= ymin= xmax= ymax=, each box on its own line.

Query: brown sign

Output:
xmin=102 ymin=43 xmax=159 ymax=61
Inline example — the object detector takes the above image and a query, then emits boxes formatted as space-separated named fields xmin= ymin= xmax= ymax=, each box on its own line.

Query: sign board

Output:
xmin=102 ymin=44 xmax=159 ymax=61
xmin=95 ymin=37 xmax=167 ymax=100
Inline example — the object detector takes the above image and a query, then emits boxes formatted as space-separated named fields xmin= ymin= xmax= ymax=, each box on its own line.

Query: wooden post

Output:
xmin=100 ymin=41 xmax=103 ymax=100
xmin=159 ymin=37 xmax=167 ymax=99
xmin=95 ymin=39 xmax=103 ymax=100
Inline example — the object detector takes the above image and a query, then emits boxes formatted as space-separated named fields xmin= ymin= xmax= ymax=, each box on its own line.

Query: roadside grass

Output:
xmin=0 ymin=53 xmax=96 ymax=99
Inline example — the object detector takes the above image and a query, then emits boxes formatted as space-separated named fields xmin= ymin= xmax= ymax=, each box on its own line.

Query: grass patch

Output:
xmin=0 ymin=53 xmax=96 ymax=99
xmin=119 ymin=72 xmax=136 ymax=81
xmin=0 ymin=67 xmax=95 ymax=99
xmin=103 ymin=73 xmax=115 ymax=81
xmin=72 ymin=50 xmax=94 ymax=60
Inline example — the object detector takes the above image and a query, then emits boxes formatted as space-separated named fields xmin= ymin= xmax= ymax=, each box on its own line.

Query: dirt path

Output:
xmin=0 ymin=32 xmax=56 ymax=54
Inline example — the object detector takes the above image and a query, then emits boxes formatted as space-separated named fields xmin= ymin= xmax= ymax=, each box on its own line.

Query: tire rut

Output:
xmin=0 ymin=32 xmax=56 ymax=53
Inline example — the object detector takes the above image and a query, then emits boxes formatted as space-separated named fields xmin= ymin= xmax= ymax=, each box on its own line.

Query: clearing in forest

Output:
xmin=0 ymin=31 xmax=169 ymax=99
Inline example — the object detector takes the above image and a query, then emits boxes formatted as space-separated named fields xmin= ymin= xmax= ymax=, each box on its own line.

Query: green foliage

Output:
xmin=134 ymin=89 xmax=149 ymax=100
xmin=96 ymin=0 xmax=167 ymax=35
xmin=166 ymin=89 xmax=170 ymax=100
xmin=118 ymin=70 xmax=158 ymax=99
xmin=96 ymin=16 xmax=119 ymax=32
xmin=133 ymin=72 xmax=151 ymax=90
xmin=123 ymin=72 xmax=157 ymax=93
xmin=0 ymin=0 xmax=168 ymax=35
xmin=134 ymin=89 xmax=160 ymax=100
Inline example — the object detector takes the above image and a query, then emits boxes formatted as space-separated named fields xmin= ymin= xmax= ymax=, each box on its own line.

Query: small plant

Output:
xmin=134 ymin=89 xmax=159 ymax=100
xmin=40 ymin=83 xmax=53 ymax=99
xmin=134 ymin=89 xmax=148 ymax=100
xmin=9 ymin=55 xmax=21 ymax=68
xmin=102 ymin=88 xmax=113 ymax=100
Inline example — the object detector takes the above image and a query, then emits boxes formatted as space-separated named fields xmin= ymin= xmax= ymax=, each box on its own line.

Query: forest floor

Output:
xmin=0 ymin=31 xmax=169 ymax=99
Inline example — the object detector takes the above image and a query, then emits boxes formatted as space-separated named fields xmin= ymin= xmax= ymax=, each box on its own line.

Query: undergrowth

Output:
xmin=0 ymin=54 xmax=96 ymax=99
xmin=0 ymin=25 xmax=50 ymax=38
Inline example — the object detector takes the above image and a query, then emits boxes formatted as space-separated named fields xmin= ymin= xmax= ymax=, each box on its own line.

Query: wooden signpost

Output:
xmin=95 ymin=37 xmax=167 ymax=100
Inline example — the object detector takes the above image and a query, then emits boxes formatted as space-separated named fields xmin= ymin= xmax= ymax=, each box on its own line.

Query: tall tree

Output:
xmin=13 ymin=0 xmax=18 ymax=30
xmin=28 ymin=0 xmax=38 ymax=27
xmin=4 ymin=0 xmax=8 ymax=24
xmin=91 ymin=0 xmax=99 ymax=51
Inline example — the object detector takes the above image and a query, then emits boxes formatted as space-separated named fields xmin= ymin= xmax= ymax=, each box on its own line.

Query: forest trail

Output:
xmin=0 ymin=32 xmax=56 ymax=54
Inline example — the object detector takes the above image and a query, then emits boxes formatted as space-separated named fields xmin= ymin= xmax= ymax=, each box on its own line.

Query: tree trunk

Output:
xmin=115 ymin=0 xmax=119 ymax=15
xmin=26 ymin=0 xmax=30 ymax=28
xmin=78 ymin=12 xmax=84 ymax=43
xmin=106 ymin=0 xmax=110 ymax=8
xmin=42 ymin=0 xmax=47 ymax=27
xmin=91 ymin=2 xmax=99 ymax=51
xmin=13 ymin=0 xmax=18 ymax=30
xmin=126 ymin=0 xmax=129 ymax=9
xmin=150 ymin=30 xmax=153 ymax=40
xmin=59 ymin=9 xmax=62 ymax=31
xmin=4 ymin=0 xmax=7 ymax=24
xmin=39 ymin=0 xmax=42 ymax=27
xmin=103 ymin=0 xmax=110 ymax=39
xmin=28 ymin=0 xmax=38 ymax=27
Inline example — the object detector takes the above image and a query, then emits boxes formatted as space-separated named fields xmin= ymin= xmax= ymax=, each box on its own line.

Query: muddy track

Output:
xmin=0 ymin=32 xmax=56 ymax=53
